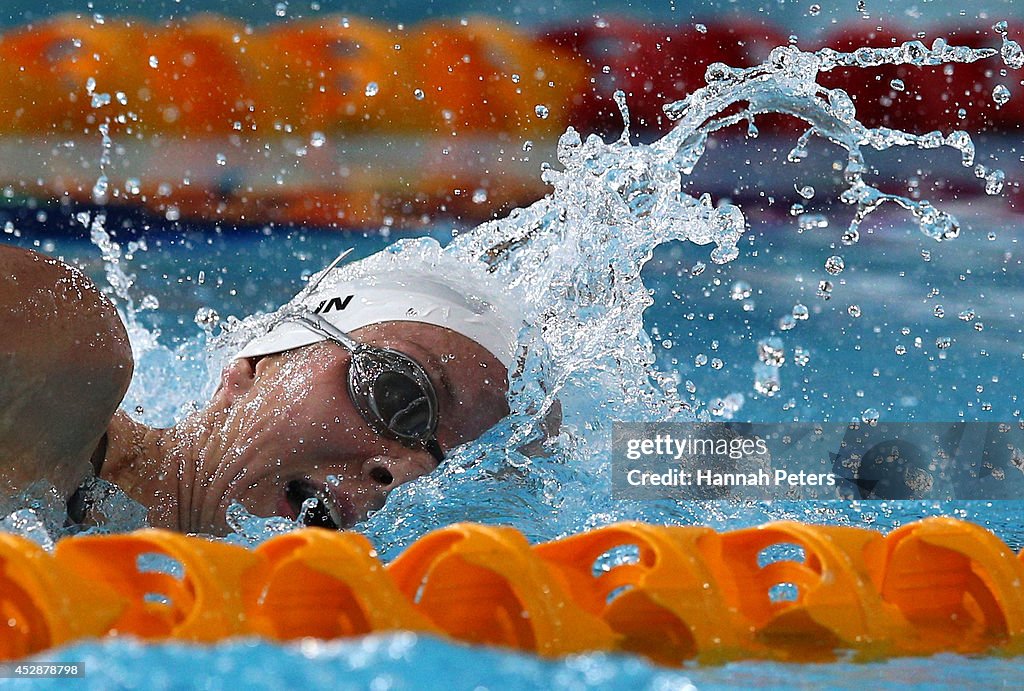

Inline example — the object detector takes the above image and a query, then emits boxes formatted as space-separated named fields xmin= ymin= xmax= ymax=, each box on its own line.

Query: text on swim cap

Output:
xmin=313 ymin=295 xmax=354 ymax=314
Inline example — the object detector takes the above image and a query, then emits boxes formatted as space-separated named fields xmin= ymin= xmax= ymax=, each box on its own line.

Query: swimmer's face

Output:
xmin=197 ymin=321 xmax=509 ymax=534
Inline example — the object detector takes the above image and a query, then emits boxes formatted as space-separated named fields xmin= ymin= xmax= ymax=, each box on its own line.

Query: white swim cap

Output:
xmin=236 ymin=239 xmax=522 ymax=368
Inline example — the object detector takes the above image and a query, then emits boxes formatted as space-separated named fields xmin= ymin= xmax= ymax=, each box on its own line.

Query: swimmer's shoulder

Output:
xmin=0 ymin=244 xmax=134 ymax=501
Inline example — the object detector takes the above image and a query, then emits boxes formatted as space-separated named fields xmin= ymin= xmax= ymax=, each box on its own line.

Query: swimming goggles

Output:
xmin=293 ymin=310 xmax=445 ymax=465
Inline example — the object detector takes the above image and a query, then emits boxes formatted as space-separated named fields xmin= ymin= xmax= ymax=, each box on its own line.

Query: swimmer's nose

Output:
xmin=361 ymin=455 xmax=432 ymax=489
xmin=368 ymin=463 xmax=394 ymax=486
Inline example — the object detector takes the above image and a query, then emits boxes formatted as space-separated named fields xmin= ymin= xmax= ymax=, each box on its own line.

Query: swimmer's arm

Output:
xmin=0 ymin=244 xmax=133 ymax=500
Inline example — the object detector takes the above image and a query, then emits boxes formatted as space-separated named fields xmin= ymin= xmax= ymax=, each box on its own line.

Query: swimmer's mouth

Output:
xmin=284 ymin=479 xmax=351 ymax=530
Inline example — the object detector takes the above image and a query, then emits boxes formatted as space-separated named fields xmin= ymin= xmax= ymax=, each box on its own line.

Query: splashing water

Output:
xmin=5 ymin=36 xmax=1012 ymax=551
xmin=353 ymin=39 xmax=1004 ymax=553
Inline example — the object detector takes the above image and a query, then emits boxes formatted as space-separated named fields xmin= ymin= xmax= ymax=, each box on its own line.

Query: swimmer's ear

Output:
xmin=218 ymin=357 xmax=258 ymax=404
xmin=516 ymin=399 xmax=562 ymax=458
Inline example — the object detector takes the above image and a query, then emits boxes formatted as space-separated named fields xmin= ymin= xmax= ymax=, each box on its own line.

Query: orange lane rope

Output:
xmin=0 ymin=517 xmax=1022 ymax=665
xmin=0 ymin=15 xmax=586 ymax=137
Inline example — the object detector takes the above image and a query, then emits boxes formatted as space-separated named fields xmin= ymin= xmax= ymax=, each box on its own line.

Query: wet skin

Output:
xmin=0 ymin=244 xmax=132 ymax=501
xmin=101 ymin=321 xmax=510 ymax=535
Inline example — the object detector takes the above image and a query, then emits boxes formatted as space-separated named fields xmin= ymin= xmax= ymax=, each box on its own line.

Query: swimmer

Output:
xmin=0 ymin=242 xmax=519 ymax=535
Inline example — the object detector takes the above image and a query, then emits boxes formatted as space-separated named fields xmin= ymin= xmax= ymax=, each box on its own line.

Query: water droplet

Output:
xmin=958 ymin=308 xmax=976 ymax=321
xmin=711 ymin=245 xmax=739 ymax=264
xmin=984 ymin=168 xmax=1005 ymax=195
xmin=1001 ymin=38 xmax=1024 ymax=69
xmin=848 ymin=304 xmax=861 ymax=317
xmin=413 ymin=88 xmax=425 ymax=100
xmin=797 ymin=213 xmax=828 ymax=231
xmin=758 ymin=337 xmax=786 ymax=366
xmin=91 ymin=175 xmax=108 ymax=203
xmin=310 ymin=131 xmax=326 ymax=148
xmin=895 ymin=344 xmax=907 ymax=355
xmin=695 ymin=23 xmax=707 ymax=33
xmin=216 ymin=153 xmax=227 ymax=166
xmin=934 ymin=304 xmax=945 ymax=318
xmin=993 ymin=84 xmax=1011 ymax=106
xmin=472 ymin=188 xmax=488 ymax=204
xmin=861 ymin=408 xmax=880 ymax=426
xmin=779 ymin=314 xmax=797 ymax=331
xmin=824 ymin=255 xmax=845 ymax=275
xmin=91 ymin=91 xmax=111 ymax=109
xmin=817 ymin=280 xmax=833 ymax=299
xmin=275 ymin=2 xmax=288 ymax=17
xmin=695 ymin=353 xmax=708 ymax=367
xmin=793 ymin=347 xmax=810 ymax=366
xmin=522 ymin=140 xmax=533 ymax=152
xmin=730 ymin=280 xmax=752 ymax=300
xmin=890 ymin=78 xmax=906 ymax=91
xmin=710 ymin=358 xmax=723 ymax=370
xmin=809 ymin=4 xmax=821 ymax=16
xmin=754 ymin=364 xmax=781 ymax=396
xmin=900 ymin=40 xmax=927 ymax=66
xmin=194 ymin=307 xmax=220 ymax=328
xmin=535 ymin=104 xmax=550 ymax=119
xmin=792 ymin=304 xmax=809 ymax=321
xmin=936 ymin=336 xmax=953 ymax=349
xmin=148 ymin=55 xmax=159 ymax=69
xmin=124 ymin=178 xmax=141 ymax=195
xmin=365 ymin=82 xmax=379 ymax=97
xmin=787 ymin=138 xmax=811 ymax=163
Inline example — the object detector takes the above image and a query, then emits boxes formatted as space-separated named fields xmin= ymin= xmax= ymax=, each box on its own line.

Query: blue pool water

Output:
xmin=6 ymin=196 xmax=1024 ymax=688
xmin=14 ymin=634 xmax=1024 ymax=690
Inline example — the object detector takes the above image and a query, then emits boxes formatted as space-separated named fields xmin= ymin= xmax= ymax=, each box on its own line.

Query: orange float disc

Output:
xmin=53 ymin=529 xmax=264 ymax=641
xmin=252 ymin=529 xmax=437 ymax=640
xmin=387 ymin=523 xmax=616 ymax=656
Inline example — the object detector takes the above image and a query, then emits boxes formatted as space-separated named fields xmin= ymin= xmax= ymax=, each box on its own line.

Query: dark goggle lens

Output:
xmin=370 ymin=370 xmax=433 ymax=439
xmin=350 ymin=348 xmax=438 ymax=444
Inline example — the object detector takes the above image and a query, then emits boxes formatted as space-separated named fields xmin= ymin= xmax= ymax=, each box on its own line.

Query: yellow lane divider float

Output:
xmin=0 ymin=517 xmax=1022 ymax=665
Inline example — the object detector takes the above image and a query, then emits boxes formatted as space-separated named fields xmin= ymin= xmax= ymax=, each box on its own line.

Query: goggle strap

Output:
xmin=425 ymin=438 xmax=445 ymax=465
